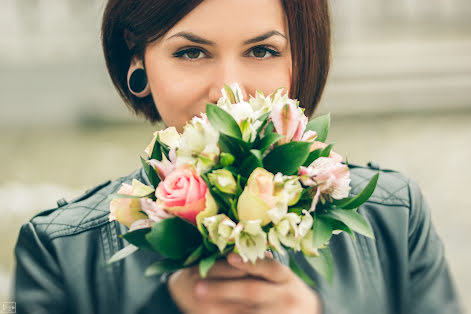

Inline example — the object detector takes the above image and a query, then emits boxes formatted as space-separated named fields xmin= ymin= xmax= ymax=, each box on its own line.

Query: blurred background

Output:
xmin=1 ymin=0 xmax=470 ymax=310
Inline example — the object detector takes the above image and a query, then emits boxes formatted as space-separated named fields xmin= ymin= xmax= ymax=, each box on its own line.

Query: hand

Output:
xmin=167 ymin=252 xmax=322 ymax=314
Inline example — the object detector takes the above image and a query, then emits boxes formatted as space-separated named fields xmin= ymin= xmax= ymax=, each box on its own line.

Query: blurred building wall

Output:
xmin=0 ymin=0 xmax=470 ymax=127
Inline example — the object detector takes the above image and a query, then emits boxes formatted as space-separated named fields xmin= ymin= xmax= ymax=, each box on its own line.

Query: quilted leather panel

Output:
xmin=349 ymin=165 xmax=410 ymax=207
xmin=30 ymin=170 xmax=143 ymax=242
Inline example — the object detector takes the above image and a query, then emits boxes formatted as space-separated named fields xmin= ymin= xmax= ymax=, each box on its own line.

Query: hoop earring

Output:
xmin=127 ymin=57 xmax=151 ymax=97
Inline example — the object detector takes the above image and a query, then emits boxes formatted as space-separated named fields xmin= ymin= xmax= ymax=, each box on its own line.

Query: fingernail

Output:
xmin=196 ymin=281 xmax=208 ymax=297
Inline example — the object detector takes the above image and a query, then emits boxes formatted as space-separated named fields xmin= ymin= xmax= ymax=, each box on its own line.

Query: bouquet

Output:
xmin=108 ymin=83 xmax=378 ymax=285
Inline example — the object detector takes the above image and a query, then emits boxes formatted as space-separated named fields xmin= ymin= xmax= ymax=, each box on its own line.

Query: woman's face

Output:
xmin=144 ymin=0 xmax=292 ymax=131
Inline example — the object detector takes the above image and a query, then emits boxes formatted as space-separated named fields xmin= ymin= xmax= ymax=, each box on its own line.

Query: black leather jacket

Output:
xmin=13 ymin=164 xmax=464 ymax=314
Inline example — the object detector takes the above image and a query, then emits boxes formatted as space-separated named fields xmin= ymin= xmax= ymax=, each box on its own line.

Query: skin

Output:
xmin=168 ymin=252 xmax=322 ymax=314
xmin=142 ymin=0 xmax=322 ymax=312
xmin=144 ymin=0 xmax=292 ymax=132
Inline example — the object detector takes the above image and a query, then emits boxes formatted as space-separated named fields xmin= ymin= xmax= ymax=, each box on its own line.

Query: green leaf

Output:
xmin=183 ymin=245 xmax=204 ymax=267
xmin=218 ymin=133 xmax=250 ymax=160
xmin=150 ymin=137 xmax=162 ymax=161
xmin=263 ymin=141 xmax=312 ymax=175
xmin=329 ymin=218 xmax=355 ymax=239
xmin=303 ymin=148 xmax=322 ymax=167
xmin=146 ymin=217 xmax=202 ymax=260
xmin=121 ymin=228 xmax=153 ymax=251
xmin=203 ymin=235 xmax=218 ymax=252
xmin=253 ymin=112 xmax=271 ymax=142
xmin=323 ymin=208 xmax=374 ymax=239
xmin=145 ymin=259 xmax=183 ymax=277
xmin=155 ymin=136 xmax=170 ymax=161
xmin=334 ymin=173 xmax=380 ymax=209
xmin=265 ymin=121 xmax=274 ymax=135
xmin=240 ymin=150 xmax=263 ymax=177
xmin=140 ymin=156 xmax=161 ymax=188
xmin=107 ymin=245 xmax=139 ymax=265
xmin=319 ymin=143 xmax=334 ymax=158
xmin=199 ymin=254 xmax=217 ymax=278
xmin=305 ymin=113 xmax=331 ymax=143
xmin=312 ymin=215 xmax=334 ymax=248
xmin=305 ymin=248 xmax=334 ymax=284
xmin=256 ymin=133 xmax=283 ymax=154
xmin=288 ymin=206 xmax=304 ymax=215
xmin=303 ymin=143 xmax=335 ymax=167
xmin=289 ymin=252 xmax=315 ymax=287
xmin=257 ymin=111 xmax=270 ymax=122
xmin=210 ymin=187 xmax=231 ymax=208
xmin=206 ymin=103 xmax=242 ymax=139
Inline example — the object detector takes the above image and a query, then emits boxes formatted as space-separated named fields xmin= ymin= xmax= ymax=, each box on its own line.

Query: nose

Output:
xmin=208 ymin=61 xmax=249 ymax=104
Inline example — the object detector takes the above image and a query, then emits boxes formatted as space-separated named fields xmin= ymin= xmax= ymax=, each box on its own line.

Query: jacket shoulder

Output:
xmin=28 ymin=169 xmax=144 ymax=242
xmin=348 ymin=162 xmax=411 ymax=207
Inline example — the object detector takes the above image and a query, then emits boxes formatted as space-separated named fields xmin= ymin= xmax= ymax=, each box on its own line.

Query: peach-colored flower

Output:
xmin=271 ymin=99 xmax=308 ymax=144
xmin=299 ymin=157 xmax=351 ymax=211
xmin=155 ymin=166 xmax=208 ymax=224
xmin=237 ymin=168 xmax=280 ymax=225
xmin=109 ymin=180 xmax=153 ymax=228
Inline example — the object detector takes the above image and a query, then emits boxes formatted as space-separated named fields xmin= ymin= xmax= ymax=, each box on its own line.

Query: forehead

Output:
xmin=162 ymin=0 xmax=288 ymax=41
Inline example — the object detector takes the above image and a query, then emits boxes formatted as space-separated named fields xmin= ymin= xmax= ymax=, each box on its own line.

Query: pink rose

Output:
xmin=299 ymin=157 xmax=351 ymax=211
xmin=155 ymin=166 xmax=208 ymax=224
xmin=271 ymin=100 xmax=308 ymax=144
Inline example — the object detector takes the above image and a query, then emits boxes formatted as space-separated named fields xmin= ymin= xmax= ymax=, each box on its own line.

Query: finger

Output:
xmin=205 ymin=259 xmax=248 ymax=279
xmin=191 ymin=301 xmax=255 ymax=314
xmin=195 ymin=278 xmax=284 ymax=306
xmin=227 ymin=252 xmax=291 ymax=284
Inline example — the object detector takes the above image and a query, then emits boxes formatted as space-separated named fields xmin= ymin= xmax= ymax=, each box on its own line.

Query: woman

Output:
xmin=14 ymin=0 xmax=463 ymax=313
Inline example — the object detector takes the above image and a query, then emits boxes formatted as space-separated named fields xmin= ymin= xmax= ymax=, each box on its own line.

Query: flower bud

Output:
xmin=220 ymin=152 xmax=235 ymax=167
xmin=208 ymin=169 xmax=237 ymax=195
xmin=274 ymin=174 xmax=303 ymax=206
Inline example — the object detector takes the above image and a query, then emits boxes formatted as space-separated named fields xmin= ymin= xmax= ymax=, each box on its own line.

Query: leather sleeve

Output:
xmin=407 ymin=180 xmax=464 ymax=314
xmin=13 ymin=222 xmax=68 ymax=314
xmin=137 ymin=273 xmax=183 ymax=314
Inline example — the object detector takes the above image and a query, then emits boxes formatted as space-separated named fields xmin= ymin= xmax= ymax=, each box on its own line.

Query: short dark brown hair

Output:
xmin=101 ymin=0 xmax=331 ymax=122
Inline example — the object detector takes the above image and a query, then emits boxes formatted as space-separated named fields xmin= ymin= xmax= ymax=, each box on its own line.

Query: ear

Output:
xmin=124 ymin=29 xmax=137 ymax=50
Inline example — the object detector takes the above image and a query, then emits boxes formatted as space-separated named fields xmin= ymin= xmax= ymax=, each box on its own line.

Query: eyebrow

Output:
xmin=166 ymin=30 xmax=287 ymax=46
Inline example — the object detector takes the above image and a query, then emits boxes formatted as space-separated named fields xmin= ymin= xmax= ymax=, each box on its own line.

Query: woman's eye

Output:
xmin=174 ymin=48 xmax=206 ymax=60
xmin=248 ymin=46 xmax=280 ymax=59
